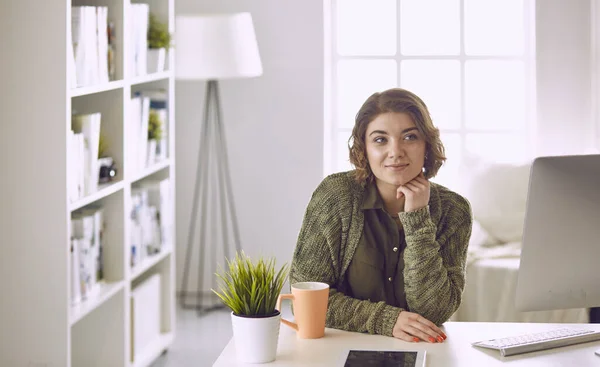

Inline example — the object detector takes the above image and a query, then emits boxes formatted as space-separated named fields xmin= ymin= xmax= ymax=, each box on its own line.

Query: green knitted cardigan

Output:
xmin=290 ymin=171 xmax=473 ymax=337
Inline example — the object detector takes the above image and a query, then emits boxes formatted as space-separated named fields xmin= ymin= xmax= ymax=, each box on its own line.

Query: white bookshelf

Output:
xmin=0 ymin=0 xmax=176 ymax=366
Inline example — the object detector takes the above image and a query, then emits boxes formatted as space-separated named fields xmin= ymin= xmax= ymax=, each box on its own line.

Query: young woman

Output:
xmin=289 ymin=88 xmax=473 ymax=344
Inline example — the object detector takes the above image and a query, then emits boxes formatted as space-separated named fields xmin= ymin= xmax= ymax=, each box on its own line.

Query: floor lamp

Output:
xmin=175 ymin=13 xmax=263 ymax=314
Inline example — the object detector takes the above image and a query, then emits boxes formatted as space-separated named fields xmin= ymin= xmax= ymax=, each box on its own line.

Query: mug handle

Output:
xmin=276 ymin=294 xmax=298 ymax=331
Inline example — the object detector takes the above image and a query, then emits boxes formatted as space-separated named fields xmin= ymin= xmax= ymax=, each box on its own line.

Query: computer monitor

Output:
xmin=515 ymin=154 xmax=600 ymax=312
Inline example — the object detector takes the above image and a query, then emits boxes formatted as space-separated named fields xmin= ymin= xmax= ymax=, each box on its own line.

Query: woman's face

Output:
xmin=365 ymin=112 xmax=426 ymax=189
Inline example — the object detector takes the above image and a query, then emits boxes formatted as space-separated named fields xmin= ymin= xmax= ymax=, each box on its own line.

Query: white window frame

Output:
xmin=324 ymin=0 xmax=537 ymax=184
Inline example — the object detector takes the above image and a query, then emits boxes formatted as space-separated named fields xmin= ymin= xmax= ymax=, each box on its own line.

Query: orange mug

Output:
xmin=276 ymin=281 xmax=329 ymax=339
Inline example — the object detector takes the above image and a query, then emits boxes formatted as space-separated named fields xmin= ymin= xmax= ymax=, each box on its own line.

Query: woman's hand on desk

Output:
xmin=392 ymin=311 xmax=447 ymax=343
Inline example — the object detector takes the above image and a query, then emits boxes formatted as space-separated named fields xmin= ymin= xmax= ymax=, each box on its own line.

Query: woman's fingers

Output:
xmin=409 ymin=320 xmax=444 ymax=342
xmin=410 ymin=172 xmax=430 ymax=188
xmin=393 ymin=329 xmax=420 ymax=343
xmin=394 ymin=311 xmax=446 ymax=343
xmin=396 ymin=187 xmax=405 ymax=199
xmin=416 ymin=317 xmax=447 ymax=341
xmin=411 ymin=177 xmax=428 ymax=189
xmin=403 ymin=182 xmax=421 ymax=192
xmin=414 ymin=315 xmax=445 ymax=337
xmin=404 ymin=324 xmax=436 ymax=343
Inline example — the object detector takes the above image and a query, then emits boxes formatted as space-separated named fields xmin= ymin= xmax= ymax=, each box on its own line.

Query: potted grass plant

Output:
xmin=212 ymin=251 xmax=289 ymax=364
xmin=147 ymin=110 xmax=163 ymax=165
xmin=147 ymin=12 xmax=171 ymax=73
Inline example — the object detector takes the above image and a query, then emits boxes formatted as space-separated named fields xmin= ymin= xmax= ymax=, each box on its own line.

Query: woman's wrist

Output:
xmin=398 ymin=206 xmax=433 ymax=232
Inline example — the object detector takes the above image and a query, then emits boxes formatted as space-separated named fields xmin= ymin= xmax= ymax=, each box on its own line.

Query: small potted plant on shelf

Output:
xmin=147 ymin=12 xmax=171 ymax=73
xmin=212 ymin=251 xmax=289 ymax=364
xmin=147 ymin=110 xmax=163 ymax=166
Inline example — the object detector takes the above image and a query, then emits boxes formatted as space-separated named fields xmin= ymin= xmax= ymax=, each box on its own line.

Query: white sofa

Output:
xmin=449 ymin=156 xmax=589 ymax=323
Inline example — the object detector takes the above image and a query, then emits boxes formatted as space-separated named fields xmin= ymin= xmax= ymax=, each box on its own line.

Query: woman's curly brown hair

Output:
xmin=348 ymin=88 xmax=446 ymax=184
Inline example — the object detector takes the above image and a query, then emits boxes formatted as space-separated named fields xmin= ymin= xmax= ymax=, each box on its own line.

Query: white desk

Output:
xmin=213 ymin=322 xmax=600 ymax=366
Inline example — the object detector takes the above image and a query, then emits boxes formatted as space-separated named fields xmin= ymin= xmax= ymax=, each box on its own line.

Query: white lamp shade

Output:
xmin=175 ymin=13 xmax=263 ymax=80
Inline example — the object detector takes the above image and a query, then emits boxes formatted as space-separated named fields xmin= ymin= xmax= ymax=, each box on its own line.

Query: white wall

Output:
xmin=175 ymin=1 xmax=324 ymax=293
xmin=174 ymin=0 xmax=600 ymax=295
xmin=535 ymin=0 xmax=598 ymax=155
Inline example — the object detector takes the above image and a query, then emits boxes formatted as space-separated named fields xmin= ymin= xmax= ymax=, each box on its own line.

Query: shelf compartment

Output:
xmin=129 ymin=159 xmax=170 ymax=184
xmin=131 ymin=332 xmax=174 ymax=367
xmin=130 ymin=248 xmax=171 ymax=281
xmin=71 ymin=188 xmax=127 ymax=284
xmin=72 ymin=286 xmax=126 ymax=367
xmin=131 ymin=253 xmax=174 ymax=351
xmin=71 ymin=87 xmax=125 ymax=188
xmin=70 ymin=80 xmax=125 ymax=98
xmin=70 ymin=180 xmax=124 ymax=212
xmin=130 ymin=70 xmax=173 ymax=86
xmin=70 ymin=280 xmax=125 ymax=325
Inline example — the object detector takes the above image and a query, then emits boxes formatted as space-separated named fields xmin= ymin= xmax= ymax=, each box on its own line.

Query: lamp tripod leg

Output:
xmin=180 ymin=80 xmax=216 ymax=312
xmin=179 ymin=80 xmax=240 ymax=315
xmin=213 ymin=81 xmax=242 ymax=254
xmin=179 ymin=81 xmax=209 ymax=310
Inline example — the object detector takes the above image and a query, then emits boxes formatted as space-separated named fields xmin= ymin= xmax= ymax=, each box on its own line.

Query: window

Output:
xmin=325 ymin=0 xmax=535 ymax=189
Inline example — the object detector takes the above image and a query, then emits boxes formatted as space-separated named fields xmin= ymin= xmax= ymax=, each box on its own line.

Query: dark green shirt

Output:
xmin=347 ymin=182 xmax=408 ymax=309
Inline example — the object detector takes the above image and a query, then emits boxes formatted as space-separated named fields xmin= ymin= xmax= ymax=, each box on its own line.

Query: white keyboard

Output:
xmin=472 ymin=327 xmax=600 ymax=357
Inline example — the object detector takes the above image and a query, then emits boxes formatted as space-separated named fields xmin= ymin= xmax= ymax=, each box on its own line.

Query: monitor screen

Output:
xmin=515 ymin=154 xmax=600 ymax=312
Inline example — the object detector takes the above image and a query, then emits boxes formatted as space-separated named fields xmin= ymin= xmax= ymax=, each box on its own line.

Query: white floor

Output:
xmin=150 ymin=306 xmax=233 ymax=367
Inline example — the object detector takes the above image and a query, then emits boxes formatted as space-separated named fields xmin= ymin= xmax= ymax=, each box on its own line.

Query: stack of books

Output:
xmin=69 ymin=112 xmax=102 ymax=202
xmin=70 ymin=6 xmax=110 ymax=88
xmin=130 ymin=3 xmax=150 ymax=77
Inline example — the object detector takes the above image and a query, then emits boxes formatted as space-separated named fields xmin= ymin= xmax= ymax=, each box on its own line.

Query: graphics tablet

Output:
xmin=344 ymin=350 xmax=426 ymax=367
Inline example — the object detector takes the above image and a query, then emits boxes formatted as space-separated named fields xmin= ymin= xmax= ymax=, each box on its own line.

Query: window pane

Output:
xmin=336 ymin=130 xmax=353 ymax=173
xmin=431 ymin=133 xmax=461 ymax=190
xmin=401 ymin=60 xmax=461 ymax=129
xmin=466 ymin=133 xmax=530 ymax=164
xmin=465 ymin=60 xmax=526 ymax=130
xmin=337 ymin=0 xmax=396 ymax=56
xmin=400 ymin=0 xmax=460 ymax=55
xmin=464 ymin=0 xmax=525 ymax=56
xmin=337 ymin=59 xmax=397 ymax=129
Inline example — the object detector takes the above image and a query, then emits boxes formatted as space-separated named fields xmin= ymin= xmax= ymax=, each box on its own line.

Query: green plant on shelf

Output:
xmin=148 ymin=13 xmax=172 ymax=49
xmin=148 ymin=110 xmax=163 ymax=141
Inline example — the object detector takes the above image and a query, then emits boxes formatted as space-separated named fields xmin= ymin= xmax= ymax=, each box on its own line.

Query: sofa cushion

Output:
xmin=458 ymin=154 xmax=531 ymax=244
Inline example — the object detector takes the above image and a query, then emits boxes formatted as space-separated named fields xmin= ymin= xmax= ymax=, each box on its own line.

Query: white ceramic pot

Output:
xmin=231 ymin=311 xmax=281 ymax=364
xmin=147 ymin=48 xmax=166 ymax=73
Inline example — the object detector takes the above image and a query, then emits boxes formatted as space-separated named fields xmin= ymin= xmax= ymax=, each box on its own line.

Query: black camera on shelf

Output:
xmin=98 ymin=157 xmax=118 ymax=183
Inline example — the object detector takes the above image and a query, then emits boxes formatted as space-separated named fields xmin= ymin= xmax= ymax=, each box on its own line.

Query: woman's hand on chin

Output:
xmin=396 ymin=172 xmax=430 ymax=212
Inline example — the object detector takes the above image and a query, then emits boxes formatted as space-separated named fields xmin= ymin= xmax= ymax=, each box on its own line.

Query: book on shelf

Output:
xmin=71 ymin=112 xmax=102 ymax=200
xmin=68 ymin=130 xmax=82 ymax=202
xmin=128 ymin=94 xmax=149 ymax=175
xmin=130 ymin=3 xmax=150 ymax=77
xmin=70 ymin=239 xmax=82 ymax=305
xmin=131 ymin=273 xmax=162 ymax=362
xmin=71 ymin=206 xmax=104 ymax=305
xmin=129 ymin=89 xmax=169 ymax=175
xmin=143 ymin=89 xmax=169 ymax=163
xmin=140 ymin=177 xmax=172 ymax=248
xmin=71 ymin=6 xmax=110 ymax=88
xmin=130 ymin=189 xmax=160 ymax=267
xmin=130 ymin=178 xmax=171 ymax=268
